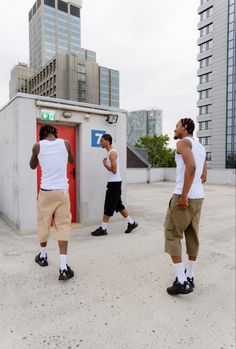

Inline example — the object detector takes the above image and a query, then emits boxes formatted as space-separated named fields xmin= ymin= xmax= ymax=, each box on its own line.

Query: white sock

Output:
xmin=60 ymin=255 xmax=67 ymax=271
xmin=186 ymin=260 xmax=196 ymax=278
xmin=174 ymin=263 xmax=187 ymax=284
xmin=101 ymin=222 xmax=108 ymax=230
xmin=126 ymin=216 xmax=134 ymax=224
xmin=40 ymin=247 xmax=47 ymax=258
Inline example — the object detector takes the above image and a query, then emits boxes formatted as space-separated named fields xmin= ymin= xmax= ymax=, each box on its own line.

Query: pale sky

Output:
xmin=0 ymin=0 xmax=199 ymax=146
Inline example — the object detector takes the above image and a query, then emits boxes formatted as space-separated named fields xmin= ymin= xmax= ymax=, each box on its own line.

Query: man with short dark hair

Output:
xmin=164 ymin=118 xmax=207 ymax=295
xmin=91 ymin=134 xmax=138 ymax=236
xmin=30 ymin=124 xmax=75 ymax=281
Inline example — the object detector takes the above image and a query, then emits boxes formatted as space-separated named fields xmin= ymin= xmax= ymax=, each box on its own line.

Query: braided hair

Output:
xmin=39 ymin=124 xmax=58 ymax=140
xmin=180 ymin=118 xmax=195 ymax=135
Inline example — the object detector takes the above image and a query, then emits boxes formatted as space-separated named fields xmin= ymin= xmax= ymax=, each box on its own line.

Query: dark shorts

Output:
xmin=104 ymin=181 xmax=125 ymax=217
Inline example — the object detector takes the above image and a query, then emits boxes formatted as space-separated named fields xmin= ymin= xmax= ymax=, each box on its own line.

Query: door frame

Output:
xmin=36 ymin=121 xmax=80 ymax=223
xmin=76 ymin=123 xmax=81 ymax=223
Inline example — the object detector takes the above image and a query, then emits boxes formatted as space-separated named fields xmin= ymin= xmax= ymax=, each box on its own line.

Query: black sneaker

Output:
xmin=167 ymin=278 xmax=193 ymax=295
xmin=124 ymin=222 xmax=138 ymax=234
xmin=185 ymin=269 xmax=195 ymax=288
xmin=91 ymin=226 xmax=108 ymax=236
xmin=35 ymin=253 xmax=48 ymax=267
xmin=58 ymin=265 xmax=74 ymax=281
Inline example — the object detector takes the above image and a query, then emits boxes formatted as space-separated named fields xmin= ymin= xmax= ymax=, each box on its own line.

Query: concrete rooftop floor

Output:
xmin=0 ymin=182 xmax=235 ymax=349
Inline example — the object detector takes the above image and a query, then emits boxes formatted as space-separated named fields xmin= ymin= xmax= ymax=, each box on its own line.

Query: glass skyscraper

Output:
xmin=29 ymin=0 xmax=83 ymax=70
xmin=99 ymin=67 xmax=119 ymax=108
xmin=127 ymin=109 xmax=163 ymax=146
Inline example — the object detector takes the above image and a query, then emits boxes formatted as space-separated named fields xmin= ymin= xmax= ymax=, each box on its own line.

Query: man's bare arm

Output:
xmin=201 ymin=160 xmax=207 ymax=183
xmin=103 ymin=152 xmax=117 ymax=174
xmin=29 ymin=143 xmax=40 ymax=169
xmin=64 ymin=140 xmax=74 ymax=164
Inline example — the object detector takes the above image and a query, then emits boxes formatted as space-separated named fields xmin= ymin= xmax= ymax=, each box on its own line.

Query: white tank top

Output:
xmin=38 ymin=138 xmax=69 ymax=190
xmin=174 ymin=137 xmax=206 ymax=199
xmin=106 ymin=149 xmax=122 ymax=182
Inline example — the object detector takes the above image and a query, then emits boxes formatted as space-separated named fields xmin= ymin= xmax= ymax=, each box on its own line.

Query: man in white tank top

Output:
xmin=91 ymin=134 xmax=138 ymax=236
xmin=164 ymin=118 xmax=207 ymax=295
xmin=30 ymin=124 xmax=75 ymax=281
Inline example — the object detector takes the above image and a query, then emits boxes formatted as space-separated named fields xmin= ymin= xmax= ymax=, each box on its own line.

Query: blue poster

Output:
xmin=91 ymin=130 xmax=106 ymax=147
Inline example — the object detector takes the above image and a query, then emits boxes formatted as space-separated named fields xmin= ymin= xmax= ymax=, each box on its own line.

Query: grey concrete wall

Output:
xmin=0 ymin=97 xmax=37 ymax=231
xmin=127 ymin=168 xmax=235 ymax=186
xmin=126 ymin=169 xmax=149 ymax=184
xmin=127 ymin=168 xmax=165 ymax=184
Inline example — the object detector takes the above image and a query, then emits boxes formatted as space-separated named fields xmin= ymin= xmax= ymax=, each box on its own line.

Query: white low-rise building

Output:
xmin=0 ymin=93 xmax=127 ymax=233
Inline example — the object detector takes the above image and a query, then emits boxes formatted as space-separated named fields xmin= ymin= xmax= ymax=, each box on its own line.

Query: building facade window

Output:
xmin=44 ymin=6 xmax=56 ymax=62
xmin=200 ymin=23 xmax=213 ymax=37
xmin=77 ymin=64 xmax=86 ymax=102
xmin=206 ymin=152 xmax=211 ymax=161
xmin=69 ymin=15 xmax=81 ymax=52
xmin=86 ymin=50 xmax=96 ymax=62
xmin=44 ymin=0 xmax=55 ymax=8
xmin=199 ymin=104 xmax=212 ymax=115
xmin=110 ymin=70 xmax=119 ymax=108
xmin=70 ymin=4 xmax=80 ymax=17
xmin=200 ymin=56 xmax=213 ymax=68
xmin=58 ymin=0 xmax=68 ymax=13
xmin=200 ymin=7 xmax=213 ymax=21
xmin=199 ymin=120 xmax=212 ymax=130
xmin=99 ymin=67 xmax=109 ymax=106
xmin=200 ymin=40 xmax=213 ymax=53
xmin=199 ymin=72 xmax=212 ymax=84
xmin=199 ymin=88 xmax=212 ymax=99
xmin=199 ymin=136 xmax=211 ymax=145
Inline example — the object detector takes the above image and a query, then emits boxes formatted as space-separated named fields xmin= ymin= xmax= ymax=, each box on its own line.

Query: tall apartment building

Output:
xmin=9 ymin=0 xmax=119 ymax=108
xmin=127 ymin=109 xmax=162 ymax=146
xmin=197 ymin=0 xmax=236 ymax=168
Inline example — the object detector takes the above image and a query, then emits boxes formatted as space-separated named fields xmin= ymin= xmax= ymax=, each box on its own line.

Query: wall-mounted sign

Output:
xmin=91 ymin=130 xmax=106 ymax=147
xmin=41 ymin=110 xmax=55 ymax=121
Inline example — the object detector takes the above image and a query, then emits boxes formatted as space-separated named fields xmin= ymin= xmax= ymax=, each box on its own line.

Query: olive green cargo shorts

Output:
xmin=164 ymin=194 xmax=204 ymax=257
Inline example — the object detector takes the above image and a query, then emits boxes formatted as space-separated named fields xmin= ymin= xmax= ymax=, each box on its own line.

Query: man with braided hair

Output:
xmin=164 ymin=118 xmax=207 ymax=295
xmin=30 ymin=124 xmax=75 ymax=281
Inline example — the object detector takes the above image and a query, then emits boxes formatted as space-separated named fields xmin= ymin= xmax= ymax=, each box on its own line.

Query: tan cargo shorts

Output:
xmin=37 ymin=190 xmax=72 ymax=242
xmin=164 ymin=194 xmax=203 ymax=257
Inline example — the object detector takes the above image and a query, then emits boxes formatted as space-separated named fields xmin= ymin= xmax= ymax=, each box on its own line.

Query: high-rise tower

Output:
xmin=9 ymin=0 xmax=119 ymax=108
xmin=197 ymin=0 xmax=236 ymax=168
xmin=29 ymin=0 xmax=86 ymax=70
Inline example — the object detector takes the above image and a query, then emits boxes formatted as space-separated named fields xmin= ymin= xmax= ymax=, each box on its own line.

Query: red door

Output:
xmin=36 ymin=123 xmax=77 ymax=222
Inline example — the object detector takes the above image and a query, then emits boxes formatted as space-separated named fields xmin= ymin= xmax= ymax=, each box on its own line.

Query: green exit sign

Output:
xmin=41 ymin=111 xmax=55 ymax=120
